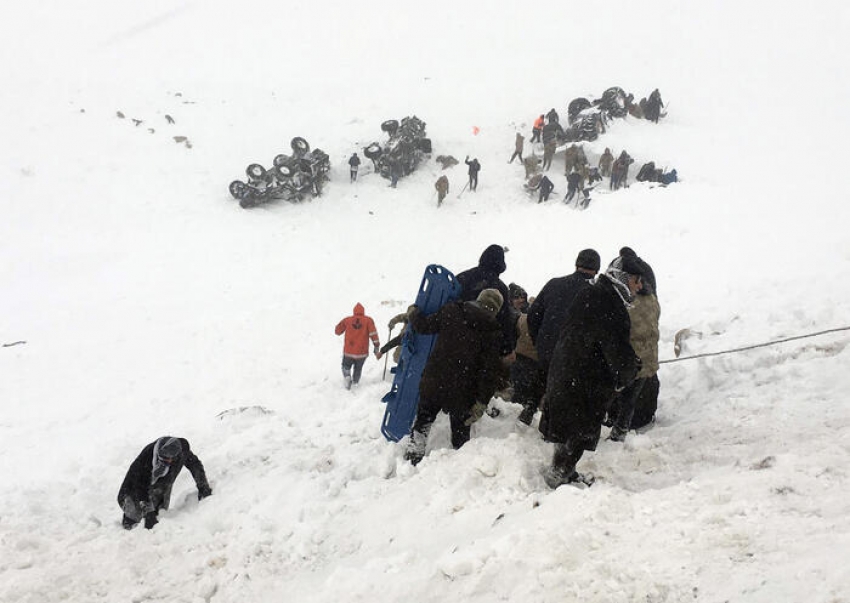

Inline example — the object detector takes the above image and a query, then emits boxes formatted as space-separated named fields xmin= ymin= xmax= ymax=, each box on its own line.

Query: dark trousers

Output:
xmin=509 ymin=150 xmax=522 ymax=163
xmin=350 ymin=168 xmax=358 ymax=182
xmin=412 ymin=398 xmax=471 ymax=450
xmin=511 ymin=354 xmax=545 ymax=410
xmin=531 ymin=128 xmax=542 ymax=143
xmin=469 ymin=174 xmax=478 ymax=191
xmin=341 ymin=356 xmax=366 ymax=383
xmin=552 ymin=441 xmax=585 ymax=474
xmin=613 ymin=378 xmax=647 ymax=432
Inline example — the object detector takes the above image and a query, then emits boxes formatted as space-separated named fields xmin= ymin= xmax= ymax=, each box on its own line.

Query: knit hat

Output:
xmin=575 ymin=248 xmax=601 ymax=272
xmin=476 ymin=288 xmax=504 ymax=315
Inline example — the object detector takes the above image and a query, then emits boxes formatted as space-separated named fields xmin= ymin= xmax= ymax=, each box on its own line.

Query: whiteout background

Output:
xmin=1 ymin=2 xmax=849 ymax=602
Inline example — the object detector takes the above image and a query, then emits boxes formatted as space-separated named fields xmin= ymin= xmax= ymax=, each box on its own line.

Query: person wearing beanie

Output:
xmin=118 ymin=436 xmax=212 ymax=530
xmin=456 ymin=245 xmax=516 ymax=357
xmin=402 ymin=290 xmax=504 ymax=466
xmin=335 ymin=303 xmax=381 ymax=390
xmin=539 ymin=254 xmax=641 ymax=488
xmin=527 ymin=249 xmax=601 ymax=384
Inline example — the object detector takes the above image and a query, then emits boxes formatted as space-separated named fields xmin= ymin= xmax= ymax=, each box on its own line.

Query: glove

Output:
xmin=144 ymin=512 xmax=159 ymax=530
xmin=464 ymin=402 xmax=487 ymax=426
xmin=198 ymin=484 xmax=213 ymax=500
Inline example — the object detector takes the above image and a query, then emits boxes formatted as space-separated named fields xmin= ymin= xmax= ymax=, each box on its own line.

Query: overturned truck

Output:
xmin=229 ymin=137 xmax=330 ymax=209
xmin=363 ymin=116 xmax=431 ymax=182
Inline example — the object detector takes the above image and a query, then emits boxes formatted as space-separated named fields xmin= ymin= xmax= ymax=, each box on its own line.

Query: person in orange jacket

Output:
xmin=531 ymin=114 xmax=545 ymax=143
xmin=335 ymin=303 xmax=381 ymax=389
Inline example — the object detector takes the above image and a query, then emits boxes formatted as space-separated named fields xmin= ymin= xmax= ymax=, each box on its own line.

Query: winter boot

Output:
xmin=517 ymin=405 xmax=535 ymax=426
xmin=608 ymin=426 xmax=627 ymax=442
xmin=404 ymin=430 xmax=427 ymax=466
xmin=344 ymin=375 xmax=352 ymax=390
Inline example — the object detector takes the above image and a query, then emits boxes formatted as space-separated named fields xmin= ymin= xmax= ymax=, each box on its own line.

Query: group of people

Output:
xmin=335 ymin=244 xmax=661 ymax=488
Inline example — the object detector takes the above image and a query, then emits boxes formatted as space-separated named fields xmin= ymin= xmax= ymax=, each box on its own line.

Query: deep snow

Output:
xmin=1 ymin=1 xmax=849 ymax=602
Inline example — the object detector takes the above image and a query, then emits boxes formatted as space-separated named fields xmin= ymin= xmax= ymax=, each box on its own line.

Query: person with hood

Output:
xmin=456 ymin=244 xmax=516 ymax=357
xmin=531 ymin=114 xmax=544 ymax=143
xmin=403 ymin=289 xmax=504 ymax=465
xmin=606 ymin=248 xmax=660 ymax=437
xmin=509 ymin=132 xmax=525 ymax=164
xmin=348 ymin=152 xmax=361 ymax=182
xmin=546 ymin=108 xmax=560 ymax=125
xmin=464 ymin=156 xmax=481 ymax=192
xmin=527 ymin=249 xmax=600 ymax=382
xmin=610 ymin=150 xmax=634 ymax=191
xmin=335 ymin=303 xmax=381 ymax=389
xmin=538 ymin=255 xmax=643 ymax=488
xmin=118 ymin=436 xmax=212 ymax=530
xmin=599 ymin=148 xmax=614 ymax=178
xmin=645 ymin=88 xmax=664 ymax=123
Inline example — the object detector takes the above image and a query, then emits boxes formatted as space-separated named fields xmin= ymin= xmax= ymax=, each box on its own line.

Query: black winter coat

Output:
xmin=117 ymin=438 xmax=209 ymax=510
xmin=411 ymin=301 xmax=503 ymax=415
xmin=456 ymin=245 xmax=516 ymax=355
xmin=349 ymin=154 xmax=361 ymax=167
xmin=465 ymin=158 xmax=481 ymax=175
xmin=538 ymin=276 xmax=640 ymax=449
xmin=527 ymin=271 xmax=594 ymax=369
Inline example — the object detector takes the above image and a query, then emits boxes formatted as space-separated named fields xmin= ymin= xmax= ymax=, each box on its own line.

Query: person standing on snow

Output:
xmin=456 ymin=244 xmax=516 ymax=358
xmin=465 ymin=156 xmax=481 ymax=192
xmin=538 ymin=255 xmax=643 ymax=488
xmin=118 ymin=436 xmax=212 ymax=530
xmin=335 ymin=303 xmax=381 ymax=389
xmin=509 ymin=132 xmax=525 ymax=164
xmin=403 ymin=289 xmax=504 ymax=465
xmin=435 ymin=175 xmax=450 ymax=206
xmin=606 ymin=248 xmax=660 ymax=438
xmin=348 ymin=152 xmax=361 ymax=182
xmin=599 ymin=148 xmax=614 ymax=178
xmin=531 ymin=114 xmax=545 ymax=144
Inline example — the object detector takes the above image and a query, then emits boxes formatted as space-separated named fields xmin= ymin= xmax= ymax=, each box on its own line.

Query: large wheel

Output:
xmin=364 ymin=142 xmax=382 ymax=160
xmin=275 ymin=164 xmax=294 ymax=179
xmin=246 ymin=163 xmax=266 ymax=180
xmin=229 ymin=180 xmax=247 ymax=200
xmin=381 ymin=119 xmax=399 ymax=135
xmin=273 ymin=154 xmax=291 ymax=167
xmin=290 ymin=137 xmax=310 ymax=155
xmin=417 ymin=137 xmax=432 ymax=153
xmin=568 ymin=97 xmax=591 ymax=123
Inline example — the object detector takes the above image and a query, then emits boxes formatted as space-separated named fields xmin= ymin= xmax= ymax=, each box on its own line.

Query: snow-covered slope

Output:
xmin=1 ymin=2 xmax=849 ymax=602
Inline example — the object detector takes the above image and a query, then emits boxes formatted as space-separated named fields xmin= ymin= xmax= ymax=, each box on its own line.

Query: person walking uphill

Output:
xmin=335 ymin=303 xmax=381 ymax=389
xmin=403 ymin=289 xmax=504 ymax=465
xmin=538 ymin=255 xmax=643 ymax=488
xmin=465 ymin=156 xmax=481 ymax=192
xmin=118 ymin=436 xmax=212 ymax=530
xmin=348 ymin=152 xmax=361 ymax=182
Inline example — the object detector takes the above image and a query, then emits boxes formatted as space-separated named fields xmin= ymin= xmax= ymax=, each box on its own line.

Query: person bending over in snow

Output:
xmin=403 ymin=289 xmax=504 ymax=465
xmin=335 ymin=303 xmax=381 ymax=389
xmin=118 ymin=436 xmax=212 ymax=530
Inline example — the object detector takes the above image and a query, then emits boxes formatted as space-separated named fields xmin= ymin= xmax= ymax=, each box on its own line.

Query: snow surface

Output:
xmin=1 ymin=1 xmax=850 ymax=602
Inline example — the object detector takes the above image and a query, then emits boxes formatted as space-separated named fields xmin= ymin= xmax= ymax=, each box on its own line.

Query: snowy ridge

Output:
xmin=2 ymin=1 xmax=850 ymax=602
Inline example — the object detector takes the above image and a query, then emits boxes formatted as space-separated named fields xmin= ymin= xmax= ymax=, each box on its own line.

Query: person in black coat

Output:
xmin=348 ymin=152 xmax=361 ymax=182
xmin=456 ymin=244 xmax=516 ymax=357
xmin=404 ymin=289 xmax=504 ymax=465
xmin=117 ymin=436 xmax=212 ymax=529
xmin=616 ymin=246 xmax=657 ymax=295
xmin=527 ymin=249 xmax=600 ymax=377
xmin=464 ymin=156 xmax=481 ymax=191
xmin=539 ymin=256 xmax=643 ymax=488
